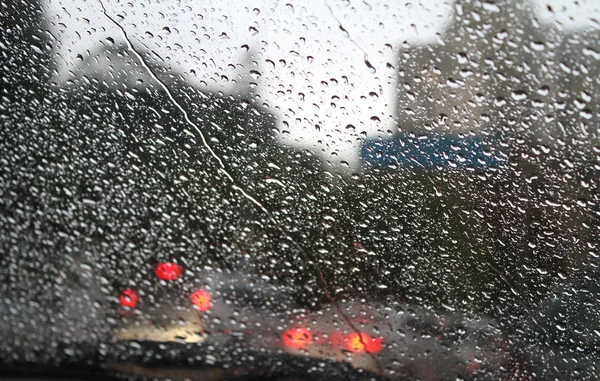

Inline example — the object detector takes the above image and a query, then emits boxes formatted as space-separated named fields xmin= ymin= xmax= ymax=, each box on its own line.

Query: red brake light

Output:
xmin=120 ymin=289 xmax=139 ymax=309
xmin=191 ymin=289 xmax=212 ymax=312
xmin=345 ymin=332 xmax=383 ymax=353
xmin=155 ymin=262 xmax=183 ymax=281
xmin=282 ymin=327 xmax=313 ymax=349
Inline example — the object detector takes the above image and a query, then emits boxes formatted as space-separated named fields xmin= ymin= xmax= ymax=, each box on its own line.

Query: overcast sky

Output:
xmin=44 ymin=0 xmax=600 ymax=167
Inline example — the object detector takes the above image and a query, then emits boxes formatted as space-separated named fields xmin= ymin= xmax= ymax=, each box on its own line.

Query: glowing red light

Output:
xmin=282 ymin=327 xmax=313 ymax=349
xmin=191 ymin=289 xmax=212 ymax=312
xmin=345 ymin=332 xmax=383 ymax=353
xmin=155 ymin=262 xmax=183 ymax=281
xmin=120 ymin=289 xmax=139 ymax=309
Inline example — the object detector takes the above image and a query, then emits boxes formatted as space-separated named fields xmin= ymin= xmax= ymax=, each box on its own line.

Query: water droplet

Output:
xmin=31 ymin=44 xmax=44 ymax=54
xmin=511 ymin=90 xmax=528 ymax=101
xmin=494 ymin=97 xmax=506 ymax=106
xmin=531 ymin=41 xmax=546 ymax=51
xmin=457 ymin=52 xmax=468 ymax=64
xmin=364 ymin=57 xmax=376 ymax=74
xmin=537 ymin=86 xmax=549 ymax=96
xmin=580 ymin=109 xmax=593 ymax=119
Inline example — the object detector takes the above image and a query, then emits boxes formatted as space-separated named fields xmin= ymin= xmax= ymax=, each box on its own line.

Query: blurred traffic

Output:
xmin=110 ymin=264 xmax=512 ymax=380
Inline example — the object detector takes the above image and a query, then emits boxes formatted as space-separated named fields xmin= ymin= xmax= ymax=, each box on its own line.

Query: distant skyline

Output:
xmin=44 ymin=0 xmax=600 ymax=168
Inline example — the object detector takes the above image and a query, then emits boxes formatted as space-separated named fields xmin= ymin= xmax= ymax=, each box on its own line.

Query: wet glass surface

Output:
xmin=2 ymin=0 xmax=600 ymax=380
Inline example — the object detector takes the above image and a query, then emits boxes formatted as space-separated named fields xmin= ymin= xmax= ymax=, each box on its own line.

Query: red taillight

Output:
xmin=155 ymin=262 xmax=183 ymax=281
xmin=282 ymin=327 xmax=313 ymax=349
xmin=191 ymin=289 xmax=212 ymax=312
xmin=120 ymin=289 xmax=139 ymax=309
xmin=345 ymin=332 xmax=383 ymax=353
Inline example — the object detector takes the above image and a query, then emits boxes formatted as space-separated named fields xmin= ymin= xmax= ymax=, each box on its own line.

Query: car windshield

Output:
xmin=2 ymin=0 xmax=600 ymax=380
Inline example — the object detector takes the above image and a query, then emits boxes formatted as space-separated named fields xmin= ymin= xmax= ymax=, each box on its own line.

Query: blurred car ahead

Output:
xmin=113 ymin=264 xmax=511 ymax=380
